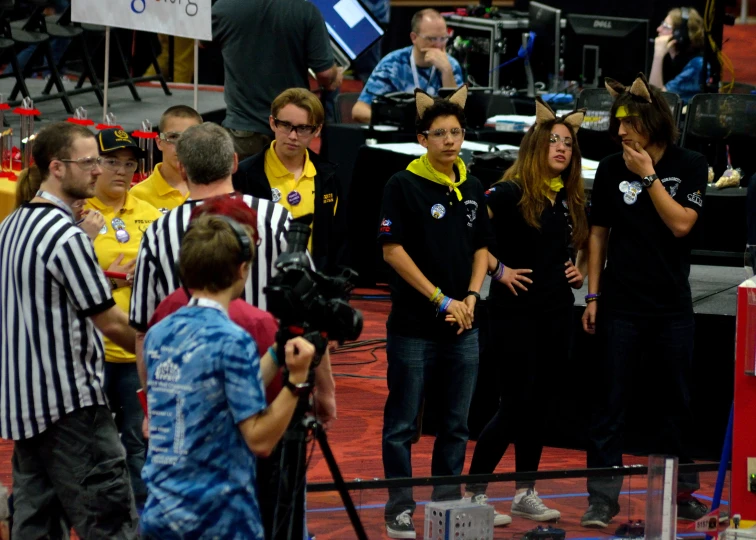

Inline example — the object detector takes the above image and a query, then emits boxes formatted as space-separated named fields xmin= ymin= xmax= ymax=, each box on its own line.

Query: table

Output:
xmin=0 ymin=177 xmax=17 ymax=223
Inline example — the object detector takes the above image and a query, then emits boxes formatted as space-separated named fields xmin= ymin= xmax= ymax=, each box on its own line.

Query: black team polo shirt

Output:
xmin=590 ymin=145 xmax=708 ymax=317
xmin=377 ymin=168 xmax=495 ymax=339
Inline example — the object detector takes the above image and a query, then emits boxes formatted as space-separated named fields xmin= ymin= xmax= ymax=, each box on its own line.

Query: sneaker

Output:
xmin=470 ymin=493 xmax=512 ymax=526
xmin=581 ymin=502 xmax=620 ymax=528
xmin=677 ymin=497 xmax=709 ymax=522
xmin=511 ymin=489 xmax=561 ymax=522
xmin=386 ymin=510 xmax=416 ymax=539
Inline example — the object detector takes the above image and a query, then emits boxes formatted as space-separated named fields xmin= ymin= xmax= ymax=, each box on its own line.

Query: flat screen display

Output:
xmin=308 ymin=0 xmax=384 ymax=61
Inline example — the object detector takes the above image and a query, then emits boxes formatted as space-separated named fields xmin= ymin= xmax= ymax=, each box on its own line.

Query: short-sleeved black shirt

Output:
xmin=590 ymin=145 xmax=708 ymax=316
xmin=377 ymin=169 xmax=495 ymax=339
xmin=486 ymin=181 xmax=580 ymax=312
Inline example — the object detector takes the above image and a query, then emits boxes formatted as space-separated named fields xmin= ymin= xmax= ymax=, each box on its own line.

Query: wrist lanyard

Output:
xmin=410 ymin=51 xmax=436 ymax=92
xmin=36 ymin=190 xmax=74 ymax=220
xmin=188 ymin=297 xmax=227 ymax=315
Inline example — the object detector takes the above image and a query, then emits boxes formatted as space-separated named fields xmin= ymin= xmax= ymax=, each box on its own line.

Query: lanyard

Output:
xmin=188 ymin=297 xmax=227 ymax=314
xmin=410 ymin=51 xmax=436 ymax=92
xmin=36 ymin=190 xmax=74 ymax=220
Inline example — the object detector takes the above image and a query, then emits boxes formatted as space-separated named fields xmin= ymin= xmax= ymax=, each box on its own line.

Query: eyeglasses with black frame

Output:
xmin=273 ymin=118 xmax=319 ymax=136
xmin=101 ymin=157 xmax=139 ymax=173
xmin=421 ymin=128 xmax=466 ymax=140
xmin=58 ymin=156 xmax=103 ymax=171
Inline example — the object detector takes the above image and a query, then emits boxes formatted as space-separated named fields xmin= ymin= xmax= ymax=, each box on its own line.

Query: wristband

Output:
xmin=439 ymin=296 xmax=453 ymax=313
xmin=109 ymin=278 xmax=118 ymax=290
xmin=429 ymin=287 xmax=442 ymax=304
xmin=492 ymin=262 xmax=506 ymax=281
xmin=584 ymin=293 xmax=600 ymax=300
xmin=268 ymin=346 xmax=280 ymax=367
xmin=466 ymin=291 xmax=481 ymax=301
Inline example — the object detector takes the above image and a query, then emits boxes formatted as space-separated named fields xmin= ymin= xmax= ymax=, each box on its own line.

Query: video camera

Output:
xmin=264 ymin=217 xmax=363 ymax=363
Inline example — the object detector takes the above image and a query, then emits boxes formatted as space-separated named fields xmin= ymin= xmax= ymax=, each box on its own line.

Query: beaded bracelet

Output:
xmin=492 ymin=262 xmax=506 ymax=281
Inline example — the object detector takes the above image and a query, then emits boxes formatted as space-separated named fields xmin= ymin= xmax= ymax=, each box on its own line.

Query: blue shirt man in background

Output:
xmin=352 ymin=8 xmax=464 ymax=124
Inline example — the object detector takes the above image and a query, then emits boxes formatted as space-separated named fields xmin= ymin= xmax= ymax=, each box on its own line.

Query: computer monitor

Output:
xmin=528 ymin=1 xmax=561 ymax=91
xmin=308 ymin=0 xmax=384 ymax=67
xmin=563 ymin=14 xmax=650 ymax=89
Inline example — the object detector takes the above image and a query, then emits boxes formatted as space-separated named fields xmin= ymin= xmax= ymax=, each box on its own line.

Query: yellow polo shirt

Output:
xmin=128 ymin=163 xmax=189 ymax=214
xmin=84 ymin=193 xmax=163 ymax=363
xmin=264 ymin=142 xmax=317 ymax=251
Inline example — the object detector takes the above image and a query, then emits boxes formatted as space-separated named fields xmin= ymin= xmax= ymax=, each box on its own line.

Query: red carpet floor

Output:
xmin=0 ymin=293 xmax=729 ymax=539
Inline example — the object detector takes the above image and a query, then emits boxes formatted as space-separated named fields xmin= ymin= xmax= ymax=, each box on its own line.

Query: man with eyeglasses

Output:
xmin=85 ymin=128 xmax=164 ymax=510
xmin=233 ymin=88 xmax=342 ymax=272
xmin=130 ymin=105 xmax=203 ymax=214
xmin=0 ymin=122 xmax=139 ymax=538
xmin=352 ymin=8 xmax=464 ymax=124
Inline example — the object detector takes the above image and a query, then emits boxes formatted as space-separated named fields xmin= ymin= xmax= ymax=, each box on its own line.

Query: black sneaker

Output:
xmin=386 ymin=510 xmax=416 ymax=539
xmin=677 ymin=497 xmax=709 ymax=522
xmin=581 ymin=502 xmax=620 ymax=528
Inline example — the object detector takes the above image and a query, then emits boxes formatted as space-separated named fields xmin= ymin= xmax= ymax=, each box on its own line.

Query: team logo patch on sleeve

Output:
xmin=379 ymin=218 xmax=392 ymax=235
xmin=687 ymin=190 xmax=703 ymax=207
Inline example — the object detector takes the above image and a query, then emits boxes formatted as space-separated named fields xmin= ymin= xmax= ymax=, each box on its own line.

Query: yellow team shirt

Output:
xmin=264 ymin=142 xmax=317 ymax=251
xmin=128 ymin=163 xmax=189 ymax=214
xmin=84 ymin=193 xmax=163 ymax=363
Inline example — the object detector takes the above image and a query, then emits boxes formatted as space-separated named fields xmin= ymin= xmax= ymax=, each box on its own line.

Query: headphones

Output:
xmin=186 ymin=215 xmax=253 ymax=264
xmin=672 ymin=7 xmax=690 ymax=52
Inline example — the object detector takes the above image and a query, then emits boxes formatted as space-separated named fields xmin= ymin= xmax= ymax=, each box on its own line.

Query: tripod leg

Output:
xmin=315 ymin=428 xmax=368 ymax=540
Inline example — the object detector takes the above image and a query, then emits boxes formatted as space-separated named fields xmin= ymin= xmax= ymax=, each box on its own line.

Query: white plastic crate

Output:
xmin=423 ymin=499 xmax=494 ymax=540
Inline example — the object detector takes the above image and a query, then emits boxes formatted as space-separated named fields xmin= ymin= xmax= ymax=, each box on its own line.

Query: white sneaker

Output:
xmin=470 ymin=493 xmax=512 ymax=526
xmin=511 ymin=489 xmax=561 ymax=522
xmin=386 ymin=509 xmax=416 ymax=539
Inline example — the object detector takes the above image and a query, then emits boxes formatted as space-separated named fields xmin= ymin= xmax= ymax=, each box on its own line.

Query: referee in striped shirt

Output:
xmin=0 ymin=123 xmax=138 ymax=538
xmin=129 ymin=123 xmax=291 ymax=388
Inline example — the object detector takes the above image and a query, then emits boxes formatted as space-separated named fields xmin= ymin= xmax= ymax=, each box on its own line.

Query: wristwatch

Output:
xmin=284 ymin=378 xmax=312 ymax=397
xmin=641 ymin=173 xmax=659 ymax=187
xmin=466 ymin=291 xmax=481 ymax=301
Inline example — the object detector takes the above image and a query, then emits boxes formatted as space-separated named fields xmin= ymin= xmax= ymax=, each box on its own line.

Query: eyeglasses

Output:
xmin=101 ymin=157 xmax=139 ymax=172
xmin=418 ymin=34 xmax=450 ymax=44
xmin=660 ymin=21 xmax=674 ymax=31
xmin=159 ymin=132 xmax=182 ymax=144
xmin=549 ymin=133 xmax=573 ymax=149
xmin=422 ymin=128 xmax=465 ymax=140
xmin=273 ymin=118 xmax=319 ymax=136
xmin=58 ymin=156 xmax=103 ymax=171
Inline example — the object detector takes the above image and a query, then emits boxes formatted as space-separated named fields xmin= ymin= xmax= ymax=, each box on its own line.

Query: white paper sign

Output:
xmin=72 ymin=0 xmax=212 ymax=41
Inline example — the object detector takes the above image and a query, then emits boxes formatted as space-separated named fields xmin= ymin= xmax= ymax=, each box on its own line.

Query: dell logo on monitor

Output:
xmin=593 ymin=19 xmax=613 ymax=29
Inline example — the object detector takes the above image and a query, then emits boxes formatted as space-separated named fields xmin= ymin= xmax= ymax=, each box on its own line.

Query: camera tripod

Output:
xmin=272 ymin=393 xmax=368 ymax=540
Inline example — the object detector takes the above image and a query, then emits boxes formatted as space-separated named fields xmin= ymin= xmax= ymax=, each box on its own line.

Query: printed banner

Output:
xmin=72 ymin=0 xmax=211 ymax=41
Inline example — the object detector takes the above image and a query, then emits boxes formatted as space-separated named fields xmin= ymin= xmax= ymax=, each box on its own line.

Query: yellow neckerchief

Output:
xmin=546 ymin=176 xmax=564 ymax=192
xmin=406 ymin=154 xmax=467 ymax=201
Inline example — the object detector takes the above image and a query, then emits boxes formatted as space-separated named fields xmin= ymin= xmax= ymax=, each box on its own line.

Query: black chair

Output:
xmin=661 ymin=91 xmax=682 ymax=127
xmin=1 ymin=0 xmax=74 ymax=112
xmin=333 ymin=92 xmax=360 ymax=124
xmin=574 ymin=88 xmax=617 ymax=161
xmin=681 ymin=93 xmax=756 ymax=182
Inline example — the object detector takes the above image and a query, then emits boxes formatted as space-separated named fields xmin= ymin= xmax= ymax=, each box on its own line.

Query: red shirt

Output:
xmin=149 ymin=288 xmax=283 ymax=402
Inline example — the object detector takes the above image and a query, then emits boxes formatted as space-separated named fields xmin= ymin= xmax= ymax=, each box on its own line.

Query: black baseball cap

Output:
xmin=97 ymin=128 xmax=145 ymax=157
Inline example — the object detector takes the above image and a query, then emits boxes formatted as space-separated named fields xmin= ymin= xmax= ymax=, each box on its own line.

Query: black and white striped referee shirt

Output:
xmin=0 ymin=203 xmax=113 ymax=440
xmin=129 ymin=194 xmax=290 ymax=332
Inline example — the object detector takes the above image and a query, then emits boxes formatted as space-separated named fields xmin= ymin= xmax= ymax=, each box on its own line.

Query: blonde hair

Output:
xmin=668 ymin=7 xmax=705 ymax=53
xmin=271 ymin=88 xmax=325 ymax=126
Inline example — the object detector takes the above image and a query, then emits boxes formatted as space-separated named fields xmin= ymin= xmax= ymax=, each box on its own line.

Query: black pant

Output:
xmin=586 ymin=311 xmax=699 ymax=505
xmin=468 ymin=304 xmax=573 ymax=493
xmin=12 ymin=405 xmax=138 ymax=539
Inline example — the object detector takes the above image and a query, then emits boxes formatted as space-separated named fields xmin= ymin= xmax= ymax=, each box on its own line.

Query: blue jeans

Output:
xmin=586 ymin=311 xmax=699 ymax=506
xmin=382 ymin=329 xmax=479 ymax=521
xmin=104 ymin=362 xmax=147 ymax=506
